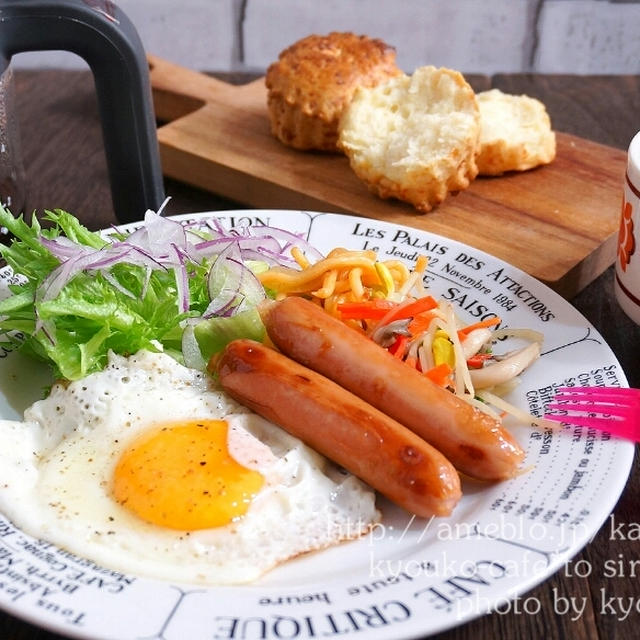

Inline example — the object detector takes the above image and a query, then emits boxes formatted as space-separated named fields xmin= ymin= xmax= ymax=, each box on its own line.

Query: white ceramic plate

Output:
xmin=0 ymin=210 xmax=633 ymax=640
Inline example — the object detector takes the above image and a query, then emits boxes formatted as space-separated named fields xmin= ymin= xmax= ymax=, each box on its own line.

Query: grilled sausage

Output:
xmin=262 ymin=296 xmax=525 ymax=480
xmin=216 ymin=339 xmax=462 ymax=517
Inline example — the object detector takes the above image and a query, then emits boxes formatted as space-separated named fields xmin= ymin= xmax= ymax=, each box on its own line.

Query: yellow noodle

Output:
xmin=312 ymin=270 xmax=338 ymax=299
xmin=332 ymin=280 xmax=355 ymax=294
xmin=261 ymin=249 xmax=427 ymax=313
xmin=398 ymin=255 xmax=429 ymax=298
xmin=291 ymin=246 xmax=311 ymax=269
xmin=414 ymin=255 xmax=428 ymax=273
xmin=258 ymin=256 xmax=379 ymax=291
xmin=348 ymin=268 xmax=365 ymax=301
xmin=327 ymin=247 xmax=378 ymax=260
xmin=323 ymin=295 xmax=339 ymax=318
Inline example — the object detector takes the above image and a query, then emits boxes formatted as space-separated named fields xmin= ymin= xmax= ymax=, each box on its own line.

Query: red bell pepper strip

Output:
xmin=466 ymin=353 xmax=493 ymax=368
xmin=424 ymin=362 xmax=453 ymax=387
xmin=337 ymin=299 xmax=396 ymax=320
xmin=388 ymin=334 xmax=409 ymax=359
xmin=457 ymin=317 xmax=501 ymax=340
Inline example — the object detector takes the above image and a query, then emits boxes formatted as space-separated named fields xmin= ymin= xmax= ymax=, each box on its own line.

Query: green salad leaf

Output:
xmin=0 ymin=205 xmax=274 ymax=381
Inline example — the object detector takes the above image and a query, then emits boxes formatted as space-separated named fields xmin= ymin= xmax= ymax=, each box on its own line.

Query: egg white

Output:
xmin=0 ymin=350 xmax=379 ymax=585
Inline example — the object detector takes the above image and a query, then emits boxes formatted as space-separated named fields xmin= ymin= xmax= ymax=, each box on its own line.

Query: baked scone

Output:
xmin=476 ymin=89 xmax=556 ymax=175
xmin=338 ymin=66 xmax=480 ymax=213
xmin=265 ymin=32 xmax=402 ymax=151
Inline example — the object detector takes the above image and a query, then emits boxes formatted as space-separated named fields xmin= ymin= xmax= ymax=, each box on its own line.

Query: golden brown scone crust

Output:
xmin=338 ymin=66 xmax=480 ymax=213
xmin=265 ymin=32 xmax=402 ymax=151
xmin=476 ymin=89 xmax=556 ymax=175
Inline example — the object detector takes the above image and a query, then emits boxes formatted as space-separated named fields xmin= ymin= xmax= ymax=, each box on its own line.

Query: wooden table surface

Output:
xmin=2 ymin=69 xmax=639 ymax=640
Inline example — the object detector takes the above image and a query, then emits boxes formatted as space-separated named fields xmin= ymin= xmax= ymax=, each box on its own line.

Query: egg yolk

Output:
xmin=112 ymin=419 xmax=264 ymax=530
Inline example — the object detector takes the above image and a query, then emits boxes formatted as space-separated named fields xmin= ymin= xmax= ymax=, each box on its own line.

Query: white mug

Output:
xmin=614 ymin=131 xmax=640 ymax=324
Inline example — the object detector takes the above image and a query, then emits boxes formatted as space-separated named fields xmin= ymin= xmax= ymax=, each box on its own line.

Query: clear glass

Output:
xmin=0 ymin=66 xmax=26 ymax=214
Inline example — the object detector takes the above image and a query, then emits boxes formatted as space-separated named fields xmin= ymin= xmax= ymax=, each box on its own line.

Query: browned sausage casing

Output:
xmin=263 ymin=296 xmax=525 ymax=480
xmin=217 ymin=339 xmax=462 ymax=517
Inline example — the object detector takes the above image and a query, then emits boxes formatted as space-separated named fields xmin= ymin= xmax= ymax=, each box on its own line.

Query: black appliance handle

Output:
xmin=0 ymin=0 xmax=165 ymax=223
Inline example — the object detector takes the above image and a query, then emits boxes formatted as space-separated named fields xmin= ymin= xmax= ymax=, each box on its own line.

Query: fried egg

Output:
xmin=0 ymin=350 xmax=379 ymax=585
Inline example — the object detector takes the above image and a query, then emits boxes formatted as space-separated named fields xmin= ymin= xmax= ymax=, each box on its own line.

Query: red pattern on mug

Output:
xmin=618 ymin=197 xmax=635 ymax=272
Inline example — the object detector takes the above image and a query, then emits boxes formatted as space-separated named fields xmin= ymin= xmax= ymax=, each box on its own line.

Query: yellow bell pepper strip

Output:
xmin=432 ymin=330 xmax=455 ymax=368
xmin=374 ymin=262 xmax=395 ymax=297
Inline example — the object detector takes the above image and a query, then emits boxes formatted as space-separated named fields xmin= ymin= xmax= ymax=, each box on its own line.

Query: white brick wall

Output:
xmin=536 ymin=0 xmax=640 ymax=73
xmin=12 ymin=0 xmax=238 ymax=70
xmin=11 ymin=0 xmax=640 ymax=75
xmin=243 ymin=0 xmax=534 ymax=74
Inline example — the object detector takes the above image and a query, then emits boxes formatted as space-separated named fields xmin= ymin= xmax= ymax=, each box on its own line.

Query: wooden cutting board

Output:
xmin=148 ymin=55 xmax=627 ymax=299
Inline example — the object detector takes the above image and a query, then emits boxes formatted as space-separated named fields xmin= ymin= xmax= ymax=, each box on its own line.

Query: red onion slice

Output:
xmin=33 ymin=212 xmax=323 ymax=321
